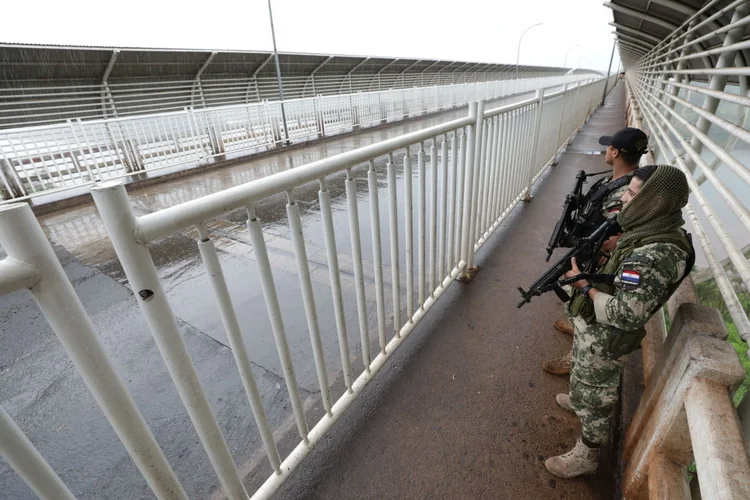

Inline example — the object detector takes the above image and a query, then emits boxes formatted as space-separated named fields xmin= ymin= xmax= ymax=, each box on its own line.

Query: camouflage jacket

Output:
xmin=600 ymin=175 xmax=629 ymax=219
xmin=592 ymin=241 xmax=689 ymax=333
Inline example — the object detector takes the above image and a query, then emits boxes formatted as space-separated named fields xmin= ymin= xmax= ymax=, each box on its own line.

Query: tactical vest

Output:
xmin=568 ymin=229 xmax=695 ymax=333
xmin=575 ymin=173 xmax=633 ymax=238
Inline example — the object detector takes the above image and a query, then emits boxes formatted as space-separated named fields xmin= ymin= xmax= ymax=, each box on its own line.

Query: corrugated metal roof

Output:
xmin=0 ymin=43 xmax=564 ymax=83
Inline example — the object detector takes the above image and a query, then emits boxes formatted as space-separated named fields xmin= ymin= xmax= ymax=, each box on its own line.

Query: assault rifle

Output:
xmin=518 ymin=217 xmax=620 ymax=308
xmin=545 ymin=169 xmax=610 ymax=261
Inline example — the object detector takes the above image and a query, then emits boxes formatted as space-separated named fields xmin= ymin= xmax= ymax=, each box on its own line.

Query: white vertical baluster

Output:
xmin=403 ymin=149 xmax=414 ymax=320
xmin=418 ymin=143 xmax=426 ymax=306
xmin=90 ymin=182 xmax=246 ymax=500
xmin=286 ymin=192 xmax=332 ymax=413
xmin=0 ymin=405 xmax=76 ymax=500
xmin=429 ymin=140 xmax=438 ymax=293
xmin=386 ymin=154 xmax=402 ymax=335
xmin=196 ymin=224 xmax=282 ymax=472
xmin=447 ymin=132 xmax=459 ymax=269
xmin=345 ymin=169 xmax=371 ymax=371
xmin=246 ymin=205 xmax=310 ymax=442
xmin=368 ymin=161 xmax=387 ymax=353
xmin=439 ymin=138 xmax=449 ymax=279
xmin=318 ymin=179 xmax=353 ymax=391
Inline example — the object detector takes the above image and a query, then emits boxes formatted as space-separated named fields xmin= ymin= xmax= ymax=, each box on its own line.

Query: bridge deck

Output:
xmin=275 ymin=82 xmax=629 ymax=500
xmin=0 ymin=84 xmax=629 ymax=499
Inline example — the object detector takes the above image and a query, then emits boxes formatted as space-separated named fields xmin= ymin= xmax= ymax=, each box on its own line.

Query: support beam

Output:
xmin=618 ymin=41 xmax=649 ymax=55
xmin=603 ymin=2 xmax=679 ymax=32
xmin=368 ymin=58 xmax=400 ymax=91
xmin=101 ymin=50 xmax=120 ymax=118
xmin=416 ymin=60 xmax=442 ymax=87
xmin=339 ymin=57 xmax=371 ymax=93
xmin=393 ymin=59 xmax=422 ymax=88
xmin=306 ymin=55 xmax=334 ymax=96
xmin=609 ymin=22 xmax=663 ymax=44
xmin=191 ymin=51 xmax=217 ymax=108
xmin=245 ymin=53 xmax=275 ymax=103
xmin=615 ymin=32 xmax=658 ymax=51
xmin=429 ymin=61 xmax=456 ymax=86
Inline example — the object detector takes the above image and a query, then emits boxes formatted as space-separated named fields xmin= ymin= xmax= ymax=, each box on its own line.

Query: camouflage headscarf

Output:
xmin=616 ymin=165 xmax=689 ymax=246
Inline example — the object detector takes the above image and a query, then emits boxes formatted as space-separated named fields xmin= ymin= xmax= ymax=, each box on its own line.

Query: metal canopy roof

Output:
xmin=605 ymin=0 xmax=750 ymax=74
xmin=0 ymin=43 xmax=562 ymax=84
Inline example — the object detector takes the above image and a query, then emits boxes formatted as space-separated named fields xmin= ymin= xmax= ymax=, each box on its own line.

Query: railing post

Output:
xmin=459 ymin=100 xmax=483 ymax=280
xmin=90 ymin=182 xmax=248 ymax=500
xmin=622 ymin=302 xmax=747 ymax=499
xmin=0 ymin=202 xmax=188 ymax=499
xmin=523 ymin=88 xmax=544 ymax=202
xmin=551 ymin=83 xmax=569 ymax=166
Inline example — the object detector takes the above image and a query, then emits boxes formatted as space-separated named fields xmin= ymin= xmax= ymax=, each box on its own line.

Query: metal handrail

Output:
xmin=0 ymin=74 xmax=595 ymax=204
xmin=86 ymin=76 xmax=610 ymax=500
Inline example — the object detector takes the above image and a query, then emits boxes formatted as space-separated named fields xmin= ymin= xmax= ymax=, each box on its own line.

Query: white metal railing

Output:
xmin=0 ymin=74 xmax=597 ymax=203
xmin=0 ymin=68 xmax=569 ymax=128
xmin=72 ymin=76 xmax=612 ymax=499
xmin=0 ymin=202 xmax=189 ymax=499
xmin=625 ymin=0 xmax=750 ymax=353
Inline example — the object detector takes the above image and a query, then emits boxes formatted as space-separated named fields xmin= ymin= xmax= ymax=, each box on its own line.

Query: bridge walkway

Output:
xmin=274 ymin=82 xmax=629 ymax=500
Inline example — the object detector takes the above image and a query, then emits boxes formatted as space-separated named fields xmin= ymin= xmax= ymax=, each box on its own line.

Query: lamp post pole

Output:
xmin=515 ymin=22 xmax=543 ymax=80
xmin=563 ymin=44 xmax=580 ymax=69
xmin=601 ymin=37 xmax=617 ymax=105
xmin=268 ymin=0 xmax=290 ymax=145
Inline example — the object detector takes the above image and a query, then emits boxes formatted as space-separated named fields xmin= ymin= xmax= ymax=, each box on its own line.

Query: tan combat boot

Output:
xmin=544 ymin=438 xmax=599 ymax=478
xmin=555 ymin=393 xmax=575 ymax=413
xmin=542 ymin=350 xmax=572 ymax=375
xmin=553 ymin=318 xmax=574 ymax=336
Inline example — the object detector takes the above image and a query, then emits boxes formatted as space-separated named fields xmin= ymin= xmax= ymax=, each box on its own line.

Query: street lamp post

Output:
xmin=601 ymin=37 xmax=617 ymax=105
xmin=267 ymin=0 xmax=290 ymax=145
xmin=578 ymin=52 xmax=587 ymax=70
xmin=515 ymin=22 xmax=543 ymax=80
xmin=563 ymin=44 xmax=580 ymax=69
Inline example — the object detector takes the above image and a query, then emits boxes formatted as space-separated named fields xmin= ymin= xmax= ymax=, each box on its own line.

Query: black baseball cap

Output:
xmin=598 ymin=127 xmax=648 ymax=157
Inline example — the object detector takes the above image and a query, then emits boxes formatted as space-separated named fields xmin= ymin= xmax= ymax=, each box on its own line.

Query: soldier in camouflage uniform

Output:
xmin=544 ymin=164 xmax=694 ymax=478
xmin=544 ymin=127 xmax=649 ymax=376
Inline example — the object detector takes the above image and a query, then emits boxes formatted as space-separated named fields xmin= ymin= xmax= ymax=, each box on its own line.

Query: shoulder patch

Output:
xmin=621 ymin=255 xmax=653 ymax=266
xmin=620 ymin=269 xmax=641 ymax=285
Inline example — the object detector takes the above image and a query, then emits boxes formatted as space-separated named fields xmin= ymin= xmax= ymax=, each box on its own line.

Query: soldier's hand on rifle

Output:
xmin=563 ymin=257 xmax=590 ymax=290
xmin=597 ymin=233 xmax=621 ymax=266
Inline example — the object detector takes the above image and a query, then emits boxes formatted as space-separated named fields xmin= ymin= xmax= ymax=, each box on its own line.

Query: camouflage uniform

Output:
xmin=599 ymin=175 xmax=630 ymax=219
xmin=560 ymin=175 xmax=630 ymax=354
xmin=569 ymin=241 xmax=689 ymax=445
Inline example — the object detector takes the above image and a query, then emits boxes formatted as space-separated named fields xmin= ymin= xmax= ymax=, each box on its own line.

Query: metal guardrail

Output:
xmin=625 ymin=0 xmax=750 ymax=354
xmin=78 ymin=76 xmax=611 ymax=499
xmin=623 ymin=1 xmax=750 ymax=496
xmin=0 ymin=202 xmax=188 ymax=499
xmin=0 ymin=74 xmax=596 ymax=204
xmin=0 ymin=68 xmax=569 ymax=128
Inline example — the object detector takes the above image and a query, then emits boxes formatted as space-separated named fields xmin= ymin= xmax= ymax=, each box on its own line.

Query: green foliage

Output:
xmin=694 ymin=278 xmax=750 ymax=405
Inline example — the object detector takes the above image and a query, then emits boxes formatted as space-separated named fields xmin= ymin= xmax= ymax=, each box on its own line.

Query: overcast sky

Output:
xmin=3 ymin=0 xmax=621 ymax=73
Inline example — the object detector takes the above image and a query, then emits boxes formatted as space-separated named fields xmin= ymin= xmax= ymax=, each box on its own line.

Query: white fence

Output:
xmin=0 ymin=74 xmax=597 ymax=203
xmin=72 ymin=76 xmax=610 ymax=499
xmin=0 ymin=202 xmax=188 ymax=499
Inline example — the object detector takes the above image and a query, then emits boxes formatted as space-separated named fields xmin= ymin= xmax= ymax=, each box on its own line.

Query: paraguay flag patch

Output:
xmin=621 ymin=269 xmax=641 ymax=285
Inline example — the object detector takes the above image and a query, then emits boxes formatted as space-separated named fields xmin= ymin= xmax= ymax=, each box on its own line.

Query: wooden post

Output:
xmin=686 ymin=378 xmax=750 ymax=500
xmin=648 ymin=454 xmax=690 ymax=500
xmin=622 ymin=303 xmax=745 ymax=499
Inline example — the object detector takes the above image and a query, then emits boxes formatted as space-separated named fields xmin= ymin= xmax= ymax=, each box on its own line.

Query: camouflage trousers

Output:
xmin=569 ymin=315 xmax=642 ymax=445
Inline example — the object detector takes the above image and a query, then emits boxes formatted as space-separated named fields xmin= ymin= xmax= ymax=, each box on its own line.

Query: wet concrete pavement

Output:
xmin=0 ymin=83 xmax=626 ymax=499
